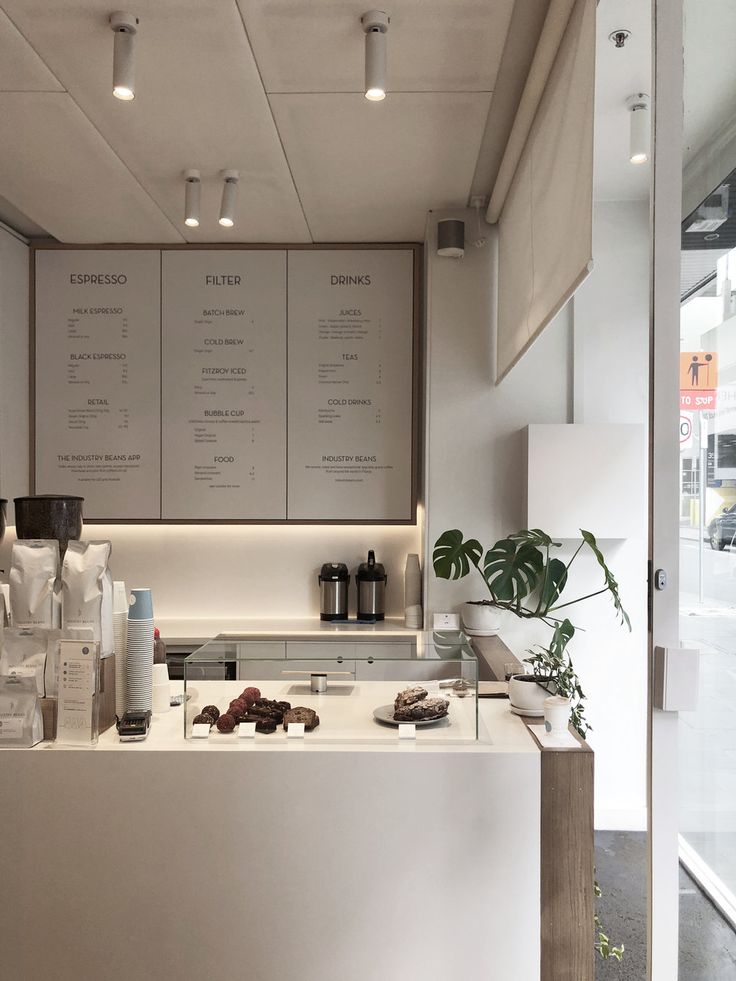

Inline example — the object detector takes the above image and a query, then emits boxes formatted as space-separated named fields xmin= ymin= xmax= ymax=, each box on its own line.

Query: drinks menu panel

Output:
xmin=161 ymin=251 xmax=287 ymax=519
xmin=34 ymin=247 xmax=416 ymax=522
xmin=34 ymin=250 xmax=161 ymax=519
xmin=287 ymin=250 xmax=414 ymax=520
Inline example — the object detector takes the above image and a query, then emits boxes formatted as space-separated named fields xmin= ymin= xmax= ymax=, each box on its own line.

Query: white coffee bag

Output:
xmin=0 ymin=675 xmax=43 ymax=747
xmin=9 ymin=540 xmax=60 ymax=629
xmin=0 ymin=627 xmax=52 ymax=696
xmin=61 ymin=541 xmax=114 ymax=656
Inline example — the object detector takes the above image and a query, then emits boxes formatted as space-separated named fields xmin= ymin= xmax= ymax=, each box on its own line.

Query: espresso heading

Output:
xmin=70 ymin=274 xmax=128 ymax=285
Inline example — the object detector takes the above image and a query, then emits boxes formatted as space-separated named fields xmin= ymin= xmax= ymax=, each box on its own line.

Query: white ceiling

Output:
xmin=0 ymin=0 xmax=523 ymax=243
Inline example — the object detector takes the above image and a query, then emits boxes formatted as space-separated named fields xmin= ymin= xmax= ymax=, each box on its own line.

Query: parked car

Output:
xmin=707 ymin=504 xmax=736 ymax=550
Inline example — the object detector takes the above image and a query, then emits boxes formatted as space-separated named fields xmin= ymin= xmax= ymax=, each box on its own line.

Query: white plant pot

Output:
xmin=460 ymin=602 xmax=503 ymax=636
xmin=508 ymin=675 xmax=554 ymax=716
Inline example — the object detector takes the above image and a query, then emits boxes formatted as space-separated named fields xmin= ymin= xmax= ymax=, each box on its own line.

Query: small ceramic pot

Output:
xmin=461 ymin=601 xmax=503 ymax=636
xmin=508 ymin=674 xmax=555 ymax=715
xmin=544 ymin=695 xmax=571 ymax=734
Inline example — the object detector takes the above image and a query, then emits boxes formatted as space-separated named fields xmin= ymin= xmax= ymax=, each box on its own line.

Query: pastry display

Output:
xmin=216 ymin=714 xmax=237 ymax=733
xmin=283 ymin=707 xmax=320 ymax=731
xmin=394 ymin=696 xmax=449 ymax=722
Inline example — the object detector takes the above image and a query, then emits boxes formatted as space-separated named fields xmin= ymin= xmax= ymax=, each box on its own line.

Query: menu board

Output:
xmin=34 ymin=247 xmax=416 ymax=522
xmin=161 ymin=251 xmax=287 ymax=519
xmin=287 ymin=250 xmax=414 ymax=520
xmin=34 ymin=250 xmax=161 ymax=519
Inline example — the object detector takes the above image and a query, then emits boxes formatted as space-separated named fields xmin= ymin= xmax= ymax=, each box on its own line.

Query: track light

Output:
xmin=627 ymin=93 xmax=650 ymax=165
xmin=110 ymin=11 xmax=138 ymax=101
xmin=361 ymin=10 xmax=389 ymax=102
xmin=219 ymin=170 xmax=239 ymax=227
xmin=437 ymin=220 xmax=465 ymax=259
xmin=183 ymin=170 xmax=200 ymax=228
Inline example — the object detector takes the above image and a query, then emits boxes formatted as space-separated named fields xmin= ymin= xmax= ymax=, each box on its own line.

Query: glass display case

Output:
xmin=183 ymin=631 xmax=479 ymax=742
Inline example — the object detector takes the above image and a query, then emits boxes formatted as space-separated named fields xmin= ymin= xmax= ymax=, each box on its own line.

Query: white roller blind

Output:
xmin=496 ymin=0 xmax=594 ymax=382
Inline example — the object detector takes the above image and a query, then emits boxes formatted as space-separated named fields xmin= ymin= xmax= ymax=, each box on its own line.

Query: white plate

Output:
xmin=373 ymin=704 xmax=450 ymax=728
xmin=509 ymin=704 xmax=544 ymax=718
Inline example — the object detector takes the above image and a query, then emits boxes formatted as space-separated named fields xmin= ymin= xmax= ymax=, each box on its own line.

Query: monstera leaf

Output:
xmin=481 ymin=537 xmax=544 ymax=603
xmin=508 ymin=529 xmax=561 ymax=550
xmin=433 ymin=530 xmax=482 ymax=581
xmin=579 ymin=530 xmax=631 ymax=629
xmin=539 ymin=557 xmax=569 ymax=612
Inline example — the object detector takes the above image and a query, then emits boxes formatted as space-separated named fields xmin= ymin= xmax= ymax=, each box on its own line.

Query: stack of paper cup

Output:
xmin=126 ymin=588 xmax=154 ymax=713
xmin=113 ymin=581 xmax=129 ymax=717
xmin=152 ymin=663 xmax=170 ymax=714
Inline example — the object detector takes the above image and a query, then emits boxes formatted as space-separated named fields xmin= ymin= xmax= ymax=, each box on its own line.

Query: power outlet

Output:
xmin=433 ymin=612 xmax=460 ymax=630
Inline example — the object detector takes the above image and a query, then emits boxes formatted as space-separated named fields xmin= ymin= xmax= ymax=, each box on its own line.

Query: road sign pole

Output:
xmin=699 ymin=413 xmax=706 ymax=605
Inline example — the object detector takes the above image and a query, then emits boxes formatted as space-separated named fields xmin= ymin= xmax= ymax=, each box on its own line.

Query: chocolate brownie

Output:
xmin=283 ymin=707 xmax=320 ymax=731
xmin=393 ymin=696 xmax=449 ymax=722
xmin=240 ymin=713 xmax=278 ymax=734
xmin=250 ymin=698 xmax=291 ymax=723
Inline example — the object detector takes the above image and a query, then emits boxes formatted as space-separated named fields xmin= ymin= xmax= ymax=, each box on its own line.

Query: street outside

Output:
xmin=679 ymin=525 xmax=736 ymax=901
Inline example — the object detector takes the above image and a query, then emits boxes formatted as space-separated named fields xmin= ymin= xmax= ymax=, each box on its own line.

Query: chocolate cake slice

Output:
xmin=283 ymin=707 xmax=320 ymax=732
xmin=394 ymin=686 xmax=428 ymax=711
xmin=393 ymin=696 xmax=449 ymax=722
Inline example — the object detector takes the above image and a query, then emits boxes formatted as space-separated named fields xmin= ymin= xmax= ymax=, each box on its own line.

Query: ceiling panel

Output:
xmin=2 ymin=0 xmax=310 ymax=243
xmin=271 ymin=92 xmax=491 ymax=241
xmin=238 ymin=0 xmax=515 ymax=94
xmin=0 ymin=7 xmax=63 ymax=92
xmin=0 ymin=93 xmax=182 ymax=242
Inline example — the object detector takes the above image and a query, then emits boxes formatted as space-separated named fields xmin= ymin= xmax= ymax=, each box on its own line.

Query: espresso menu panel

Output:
xmin=35 ymin=250 xmax=161 ymax=519
xmin=161 ymin=251 xmax=287 ymax=518
xmin=287 ymin=250 xmax=414 ymax=520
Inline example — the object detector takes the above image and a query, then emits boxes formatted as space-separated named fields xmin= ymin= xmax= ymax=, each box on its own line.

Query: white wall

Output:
xmin=0 ymin=224 xmax=30 ymax=522
xmin=424 ymin=203 xmax=649 ymax=831
xmin=574 ymin=200 xmax=649 ymax=830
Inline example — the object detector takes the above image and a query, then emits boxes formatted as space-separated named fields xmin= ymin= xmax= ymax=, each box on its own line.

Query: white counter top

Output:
xmin=157 ymin=615 xmax=420 ymax=646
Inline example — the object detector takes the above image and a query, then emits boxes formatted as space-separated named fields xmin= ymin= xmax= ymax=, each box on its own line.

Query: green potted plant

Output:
xmin=432 ymin=527 xmax=630 ymax=736
xmin=434 ymin=526 xmax=628 ymax=961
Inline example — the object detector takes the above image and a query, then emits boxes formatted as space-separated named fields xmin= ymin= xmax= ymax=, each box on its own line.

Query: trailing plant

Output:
xmin=523 ymin=618 xmax=590 ymax=738
xmin=595 ymin=881 xmax=625 ymax=961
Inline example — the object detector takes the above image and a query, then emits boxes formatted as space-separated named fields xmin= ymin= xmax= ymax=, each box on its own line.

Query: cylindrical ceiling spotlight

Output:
xmin=219 ymin=170 xmax=239 ymax=227
xmin=361 ymin=10 xmax=389 ymax=101
xmin=627 ymin=93 xmax=650 ymax=165
xmin=437 ymin=219 xmax=465 ymax=259
xmin=183 ymin=170 xmax=200 ymax=228
xmin=109 ymin=11 xmax=139 ymax=101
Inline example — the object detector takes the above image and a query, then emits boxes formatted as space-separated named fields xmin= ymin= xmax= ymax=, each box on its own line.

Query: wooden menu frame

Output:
xmin=30 ymin=242 xmax=422 ymax=525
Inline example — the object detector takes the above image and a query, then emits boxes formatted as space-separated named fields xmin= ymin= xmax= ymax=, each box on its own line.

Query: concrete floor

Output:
xmin=595 ymin=831 xmax=736 ymax=979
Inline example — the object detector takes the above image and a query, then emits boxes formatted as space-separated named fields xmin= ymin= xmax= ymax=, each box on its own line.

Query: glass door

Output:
xmin=678 ymin=0 xmax=736 ymax=932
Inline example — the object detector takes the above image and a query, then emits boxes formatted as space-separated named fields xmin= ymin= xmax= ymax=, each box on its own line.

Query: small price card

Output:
xmin=192 ymin=723 xmax=210 ymax=739
xmin=398 ymin=723 xmax=416 ymax=740
xmin=238 ymin=722 xmax=257 ymax=738
xmin=286 ymin=722 xmax=305 ymax=739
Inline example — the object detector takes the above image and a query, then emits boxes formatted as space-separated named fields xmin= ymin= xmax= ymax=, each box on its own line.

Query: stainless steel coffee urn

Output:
xmin=356 ymin=550 xmax=387 ymax=621
xmin=319 ymin=563 xmax=350 ymax=621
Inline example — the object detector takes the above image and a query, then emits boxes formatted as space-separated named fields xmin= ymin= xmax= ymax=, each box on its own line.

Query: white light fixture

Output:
xmin=361 ymin=10 xmax=389 ymax=101
xmin=627 ymin=93 xmax=650 ymax=165
xmin=183 ymin=170 xmax=200 ymax=228
xmin=219 ymin=170 xmax=239 ymax=227
xmin=110 ymin=11 xmax=139 ymax=101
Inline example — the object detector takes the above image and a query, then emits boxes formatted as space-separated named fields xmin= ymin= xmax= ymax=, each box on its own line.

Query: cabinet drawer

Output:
xmin=286 ymin=641 xmax=355 ymax=661
xmin=353 ymin=642 xmax=415 ymax=660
